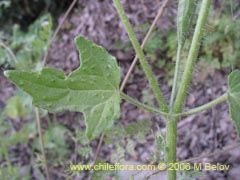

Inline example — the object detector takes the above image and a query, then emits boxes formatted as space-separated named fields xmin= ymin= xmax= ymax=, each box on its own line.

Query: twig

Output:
xmin=42 ymin=0 xmax=78 ymax=65
xmin=181 ymin=142 xmax=240 ymax=163
xmin=35 ymin=107 xmax=50 ymax=180
xmin=92 ymin=0 xmax=170 ymax=167
xmin=92 ymin=134 xmax=105 ymax=166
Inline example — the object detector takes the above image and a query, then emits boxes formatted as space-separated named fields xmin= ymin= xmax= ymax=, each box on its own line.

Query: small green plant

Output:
xmin=0 ymin=13 xmax=56 ymax=179
xmin=200 ymin=12 xmax=240 ymax=69
xmin=0 ymin=0 xmax=71 ymax=31
xmin=0 ymin=14 xmax=52 ymax=70
xmin=3 ymin=1 xmax=240 ymax=180
xmin=0 ymin=110 xmax=34 ymax=179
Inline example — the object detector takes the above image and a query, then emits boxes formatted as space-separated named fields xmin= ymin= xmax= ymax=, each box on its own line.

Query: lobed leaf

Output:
xmin=227 ymin=70 xmax=240 ymax=137
xmin=4 ymin=36 xmax=121 ymax=140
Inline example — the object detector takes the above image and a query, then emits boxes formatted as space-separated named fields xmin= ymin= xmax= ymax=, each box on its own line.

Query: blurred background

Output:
xmin=0 ymin=0 xmax=240 ymax=179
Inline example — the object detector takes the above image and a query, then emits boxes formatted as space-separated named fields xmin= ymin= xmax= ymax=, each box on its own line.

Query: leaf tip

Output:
xmin=74 ymin=35 xmax=85 ymax=45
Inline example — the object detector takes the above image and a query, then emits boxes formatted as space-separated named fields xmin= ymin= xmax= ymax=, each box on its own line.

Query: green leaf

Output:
xmin=4 ymin=36 xmax=121 ymax=140
xmin=227 ymin=70 xmax=240 ymax=137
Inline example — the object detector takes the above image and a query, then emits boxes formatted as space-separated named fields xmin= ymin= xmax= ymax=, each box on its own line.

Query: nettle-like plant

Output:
xmin=4 ymin=0 xmax=240 ymax=179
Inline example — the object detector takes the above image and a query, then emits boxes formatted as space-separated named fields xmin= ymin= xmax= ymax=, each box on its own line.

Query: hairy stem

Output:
xmin=120 ymin=0 xmax=169 ymax=91
xmin=179 ymin=93 xmax=227 ymax=117
xmin=174 ymin=0 xmax=211 ymax=114
xmin=113 ymin=0 xmax=168 ymax=112
xmin=167 ymin=1 xmax=211 ymax=179
xmin=120 ymin=92 xmax=168 ymax=116
xmin=166 ymin=116 xmax=178 ymax=180
xmin=121 ymin=92 xmax=227 ymax=118
xmin=170 ymin=45 xmax=182 ymax=110
xmin=170 ymin=0 xmax=197 ymax=110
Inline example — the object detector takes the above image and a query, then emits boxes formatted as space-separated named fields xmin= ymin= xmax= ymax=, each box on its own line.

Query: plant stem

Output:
xmin=167 ymin=1 xmax=211 ymax=179
xmin=120 ymin=0 xmax=169 ymax=91
xmin=120 ymin=92 xmax=168 ymax=116
xmin=170 ymin=45 xmax=182 ymax=110
xmin=166 ymin=116 xmax=178 ymax=180
xmin=35 ymin=108 xmax=50 ymax=180
xmin=178 ymin=93 xmax=227 ymax=117
xmin=166 ymin=93 xmax=227 ymax=176
xmin=174 ymin=0 xmax=211 ymax=114
xmin=113 ymin=0 xmax=168 ymax=112
xmin=122 ymin=92 xmax=228 ymax=118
